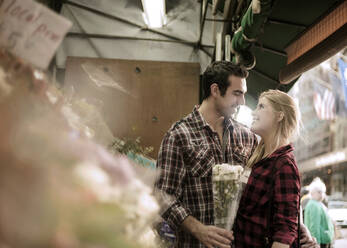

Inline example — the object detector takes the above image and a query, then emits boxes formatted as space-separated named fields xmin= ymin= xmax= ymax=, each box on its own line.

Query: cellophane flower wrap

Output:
xmin=212 ymin=163 xmax=243 ymax=229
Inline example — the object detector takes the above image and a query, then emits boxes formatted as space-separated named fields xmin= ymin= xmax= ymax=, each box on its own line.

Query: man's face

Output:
xmin=311 ymin=189 xmax=324 ymax=202
xmin=214 ymin=75 xmax=247 ymax=118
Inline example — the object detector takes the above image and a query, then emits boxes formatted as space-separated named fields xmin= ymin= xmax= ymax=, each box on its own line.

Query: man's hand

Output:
xmin=300 ymin=223 xmax=320 ymax=248
xmin=300 ymin=235 xmax=319 ymax=248
xmin=272 ymin=242 xmax=289 ymax=248
xmin=182 ymin=216 xmax=233 ymax=248
xmin=193 ymin=224 xmax=234 ymax=248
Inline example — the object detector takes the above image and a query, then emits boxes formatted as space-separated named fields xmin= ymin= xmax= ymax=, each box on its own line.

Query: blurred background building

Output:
xmin=289 ymin=51 xmax=347 ymax=199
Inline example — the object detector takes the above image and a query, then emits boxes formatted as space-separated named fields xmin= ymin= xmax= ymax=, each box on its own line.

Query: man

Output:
xmin=155 ymin=61 xmax=318 ymax=248
xmin=304 ymin=178 xmax=334 ymax=248
xmin=155 ymin=61 xmax=254 ymax=248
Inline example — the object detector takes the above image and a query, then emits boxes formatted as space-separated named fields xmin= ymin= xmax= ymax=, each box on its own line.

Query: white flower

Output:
xmin=212 ymin=164 xmax=243 ymax=181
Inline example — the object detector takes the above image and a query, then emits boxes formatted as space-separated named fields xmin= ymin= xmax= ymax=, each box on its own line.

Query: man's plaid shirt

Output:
xmin=155 ymin=106 xmax=257 ymax=247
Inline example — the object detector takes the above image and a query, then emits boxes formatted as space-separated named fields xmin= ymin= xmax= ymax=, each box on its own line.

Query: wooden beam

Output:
xmin=279 ymin=1 xmax=347 ymax=84
xmin=285 ymin=0 xmax=347 ymax=64
xmin=279 ymin=23 xmax=347 ymax=84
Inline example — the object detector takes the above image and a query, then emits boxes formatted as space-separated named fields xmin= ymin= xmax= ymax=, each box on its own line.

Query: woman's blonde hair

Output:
xmin=246 ymin=90 xmax=301 ymax=168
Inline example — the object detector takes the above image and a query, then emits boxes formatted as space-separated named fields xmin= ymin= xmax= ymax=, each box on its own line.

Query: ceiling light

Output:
xmin=235 ymin=105 xmax=253 ymax=128
xmin=141 ymin=0 xmax=166 ymax=28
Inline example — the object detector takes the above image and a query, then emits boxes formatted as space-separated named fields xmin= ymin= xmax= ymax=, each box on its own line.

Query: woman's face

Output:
xmin=251 ymin=97 xmax=278 ymax=137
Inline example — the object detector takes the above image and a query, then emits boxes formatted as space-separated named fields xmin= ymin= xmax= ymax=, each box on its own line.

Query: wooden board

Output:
xmin=64 ymin=57 xmax=200 ymax=157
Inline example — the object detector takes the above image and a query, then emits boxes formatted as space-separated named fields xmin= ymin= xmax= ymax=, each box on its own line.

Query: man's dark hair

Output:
xmin=202 ymin=61 xmax=248 ymax=100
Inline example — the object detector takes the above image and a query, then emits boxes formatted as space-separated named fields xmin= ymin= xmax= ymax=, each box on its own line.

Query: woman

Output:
xmin=234 ymin=90 xmax=301 ymax=248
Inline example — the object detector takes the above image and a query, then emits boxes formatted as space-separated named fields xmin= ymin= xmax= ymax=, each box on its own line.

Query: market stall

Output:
xmin=1 ymin=0 xmax=347 ymax=247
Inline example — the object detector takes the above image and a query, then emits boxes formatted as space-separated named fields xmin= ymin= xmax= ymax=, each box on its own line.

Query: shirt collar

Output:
xmin=192 ymin=105 xmax=209 ymax=130
xmin=192 ymin=105 xmax=234 ymax=131
xmin=267 ymin=144 xmax=294 ymax=159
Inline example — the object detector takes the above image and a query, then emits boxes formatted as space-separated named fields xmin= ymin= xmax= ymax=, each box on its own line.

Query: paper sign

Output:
xmin=0 ymin=0 xmax=72 ymax=69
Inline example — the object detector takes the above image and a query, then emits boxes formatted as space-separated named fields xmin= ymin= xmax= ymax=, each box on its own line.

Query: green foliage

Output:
xmin=110 ymin=137 xmax=154 ymax=156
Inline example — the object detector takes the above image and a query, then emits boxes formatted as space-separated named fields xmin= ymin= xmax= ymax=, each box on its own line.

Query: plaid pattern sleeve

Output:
xmin=272 ymin=156 xmax=301 ymax=245
xmin=155 ymin=131 xmax=191 ymax=230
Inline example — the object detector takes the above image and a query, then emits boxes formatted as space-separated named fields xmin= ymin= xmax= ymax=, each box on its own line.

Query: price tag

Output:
xmin=0 ymin=0 xmax=72 ymax=69
xmin=240 ymin=168 xmax=251 ymax=184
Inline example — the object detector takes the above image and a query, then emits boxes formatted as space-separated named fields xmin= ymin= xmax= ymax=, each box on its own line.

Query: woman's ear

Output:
xmin=210 ymin=83 xmax=219 ymax=98
xmin=277 ymin=112 xmax=284 ymax=122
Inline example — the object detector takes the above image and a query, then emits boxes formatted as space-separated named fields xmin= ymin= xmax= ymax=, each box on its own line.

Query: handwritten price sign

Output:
xmin=0 ymin=0 xmax=72 ymax=69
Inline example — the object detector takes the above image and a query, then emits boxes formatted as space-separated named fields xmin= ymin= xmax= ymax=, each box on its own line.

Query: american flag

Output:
xmin=338 ymin=58 xmax=347 ymax=109
xmin=313 ymin=89 xmax=336 ymax=120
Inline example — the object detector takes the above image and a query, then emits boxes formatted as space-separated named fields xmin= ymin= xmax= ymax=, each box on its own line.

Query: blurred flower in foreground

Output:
xmin=0 ymin=49 xmax=160 ymax=248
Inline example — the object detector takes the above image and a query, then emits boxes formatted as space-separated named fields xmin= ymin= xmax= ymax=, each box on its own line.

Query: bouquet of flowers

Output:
xmin=212 ymin=164 xmax=244 ymax=229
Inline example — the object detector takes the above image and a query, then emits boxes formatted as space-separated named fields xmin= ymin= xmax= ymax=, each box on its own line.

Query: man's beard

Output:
xmin=216 ymin=103 xmax=236 ymax=119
